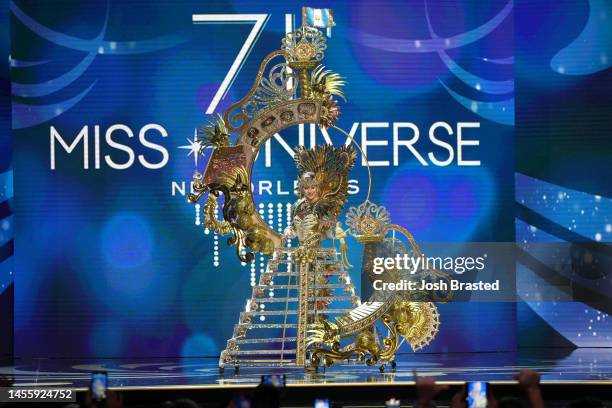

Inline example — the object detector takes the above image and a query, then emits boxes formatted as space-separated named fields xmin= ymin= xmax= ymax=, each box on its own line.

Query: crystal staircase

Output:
xmin=219 ymin=246 xmax=359 ymax=369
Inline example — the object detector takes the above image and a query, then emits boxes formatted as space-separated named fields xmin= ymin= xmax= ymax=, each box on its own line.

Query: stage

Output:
xmin=2 ymin=348 xmax=610 ymax=390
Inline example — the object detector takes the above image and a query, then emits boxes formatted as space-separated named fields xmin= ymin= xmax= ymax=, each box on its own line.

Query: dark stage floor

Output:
xmin=1 ymin=348 xmax=610 ymax=390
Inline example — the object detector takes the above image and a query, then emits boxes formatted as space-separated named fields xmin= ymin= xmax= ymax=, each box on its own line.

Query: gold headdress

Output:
xmin=294 ymin=145 xmax=357 ymax=220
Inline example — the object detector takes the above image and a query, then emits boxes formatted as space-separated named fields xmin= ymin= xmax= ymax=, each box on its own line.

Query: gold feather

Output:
xmin=311 ymin=65 xmax=346 ymax=101
xmin=197 ymin=113 xmax=230 ymax=149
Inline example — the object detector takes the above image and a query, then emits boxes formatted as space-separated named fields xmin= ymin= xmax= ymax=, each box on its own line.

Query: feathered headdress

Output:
xmin=294 ymin=145 xmax=357 ymax=219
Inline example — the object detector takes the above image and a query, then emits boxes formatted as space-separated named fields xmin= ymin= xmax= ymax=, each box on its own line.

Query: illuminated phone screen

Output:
xmin=466 ymin=382 xmax=487 ymax=408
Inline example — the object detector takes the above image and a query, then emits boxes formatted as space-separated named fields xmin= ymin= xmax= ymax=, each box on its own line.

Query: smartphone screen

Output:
xmin=385 ymin=398 xmax=401 ymax=407
xmin=260 ymin=374 xmax=286 ymax=388
xmin=91 ymin=372 xmax=107 ymax=401
xmin=466 ymin=382 xmax=488 ymax=408
xmin=314 ymin=399 xmax=330 ymax=408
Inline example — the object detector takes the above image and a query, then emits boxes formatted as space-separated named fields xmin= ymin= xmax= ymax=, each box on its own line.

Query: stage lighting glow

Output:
xmin=101 ymin=213 xmax=153 ymax=269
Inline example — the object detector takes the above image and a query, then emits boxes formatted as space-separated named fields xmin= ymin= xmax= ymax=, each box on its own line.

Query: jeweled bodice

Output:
xmin=292 ymin=199 xmax=322 ymax=246
xmin=293 ymin=212 xmax=319 ymax=242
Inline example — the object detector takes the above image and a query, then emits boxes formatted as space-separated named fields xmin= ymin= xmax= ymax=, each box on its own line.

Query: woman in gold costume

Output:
xmin=282 ymin=145 xmax=356 ymax=249
xmin=283 ymin=172 xmax=335 ymax=245
xmin=282 ymin=145 xmax=357 ymax=314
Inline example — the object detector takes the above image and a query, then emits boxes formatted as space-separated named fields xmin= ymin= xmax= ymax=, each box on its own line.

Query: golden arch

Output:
xmin=188 ymin=40 xmax=371 ymax=262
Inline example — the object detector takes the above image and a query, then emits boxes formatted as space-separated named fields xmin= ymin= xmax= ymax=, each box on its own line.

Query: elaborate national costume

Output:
xmin=187 ymin=7 xmax=449 ymax=371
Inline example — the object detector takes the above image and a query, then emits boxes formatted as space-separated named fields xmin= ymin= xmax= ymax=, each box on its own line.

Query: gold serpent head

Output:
xmin=389 ymin=301 xmax=440 ymax=351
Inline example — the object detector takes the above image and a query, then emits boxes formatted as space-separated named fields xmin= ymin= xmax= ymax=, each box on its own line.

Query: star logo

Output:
xmin=178 ymin=129 xmax=208 ymax=167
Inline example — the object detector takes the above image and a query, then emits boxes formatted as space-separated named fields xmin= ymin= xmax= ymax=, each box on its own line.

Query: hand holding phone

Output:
xmin=260 ymin=374 xmax=286 ymax=388
xmin=466 ymin=382 xmax=488 ymax=408
xmin=90 ymin=371 xmax=107 ymax=401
